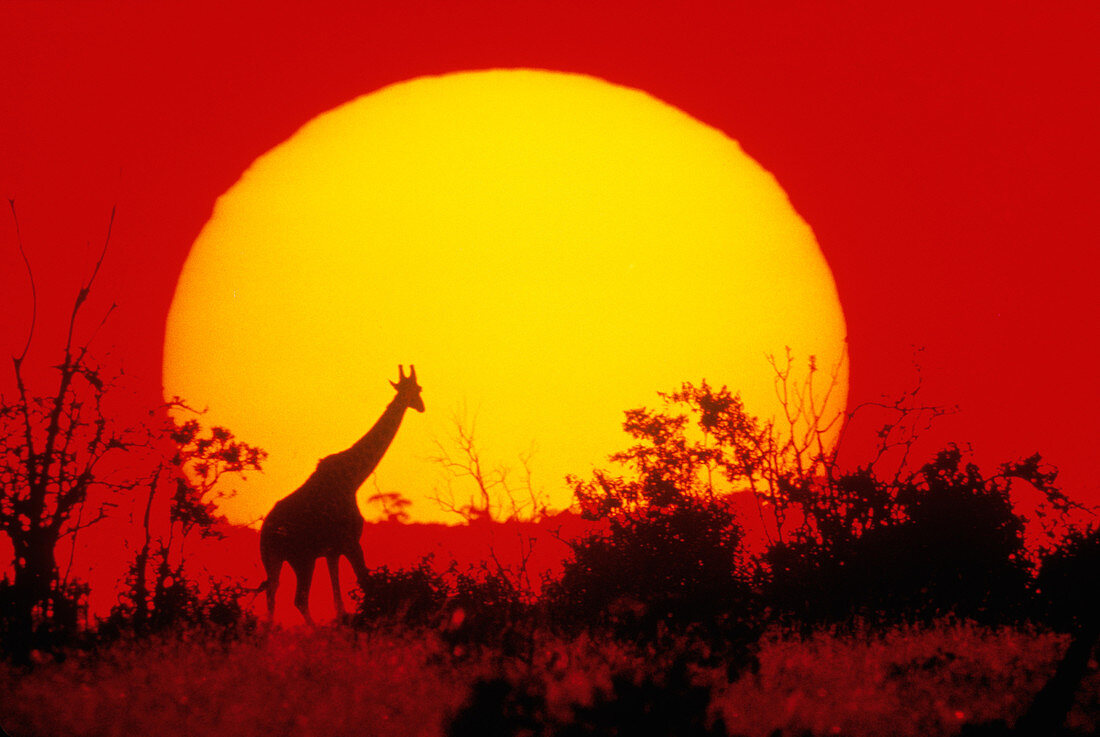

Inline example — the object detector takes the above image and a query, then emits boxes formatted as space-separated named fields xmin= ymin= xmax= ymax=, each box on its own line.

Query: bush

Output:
xmin=447 ymin=655 xmax=729 ymax=737
xmin=548 ymin=498 xmax=759 ymax=648
xmin=102 ymin=551 xmax=257 ymax=642
xmin=550 ymin=381 xmax=764 ymax=663
xmin=1033 ymin=525 xmax=1100 ymax=632
xmin=350 ymin=557 xmax=450 ymax=628
xmin=446 ymin=564 xmax=533 ymax=654
xmin=763 ymin=446 xmax=1032 ymax=624
xmin=0 ymin=577 xmax=91 ymax=660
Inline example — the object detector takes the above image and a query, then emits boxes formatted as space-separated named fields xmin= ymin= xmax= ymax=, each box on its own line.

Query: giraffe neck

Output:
xmin=338 ymin=398 xmax=408 ymax=491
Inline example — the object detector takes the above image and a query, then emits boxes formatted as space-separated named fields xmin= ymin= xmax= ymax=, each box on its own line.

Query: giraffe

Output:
xmin=256 ymin=364 xmax=424 ymax=624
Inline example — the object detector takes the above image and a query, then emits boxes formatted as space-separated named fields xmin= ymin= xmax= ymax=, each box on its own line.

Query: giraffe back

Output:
xmin=260 ymin=455 xmax=366 ymax=564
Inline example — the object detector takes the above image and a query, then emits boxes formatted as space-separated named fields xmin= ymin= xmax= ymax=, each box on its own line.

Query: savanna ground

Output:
xmin=2 ymin=620 xmax=1097 ymax=737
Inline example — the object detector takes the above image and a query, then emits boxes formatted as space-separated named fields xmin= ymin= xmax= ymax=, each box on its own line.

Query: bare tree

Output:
xmin=429 ymin=412 xmax=547 ymax=598
xmin=430 ymin=410 xmax=546 ymax=523
xmin=1 ymin=204 xmax=130 ymax=661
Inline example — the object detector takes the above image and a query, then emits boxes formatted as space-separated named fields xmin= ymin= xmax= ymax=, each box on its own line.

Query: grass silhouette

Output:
xmin=2 ymin=620 xmax=1098 ymax=737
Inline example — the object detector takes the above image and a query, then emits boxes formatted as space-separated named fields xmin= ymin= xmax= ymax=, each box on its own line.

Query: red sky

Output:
xmin=2 ymin=1 xmax=1098 ymax=514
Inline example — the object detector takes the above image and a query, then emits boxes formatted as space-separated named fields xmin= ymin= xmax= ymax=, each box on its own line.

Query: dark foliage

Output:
xmin=447 ymin=676 xmax=548 ymax=737
xmin=0 ymin=576 xmax=91 ymax=660
xmin=101 ymin=550 xmax=257 ymax=642
xmin=550 ymin=382 xmax=762 ymax=670
xmin=446 ymin=563 xmax=533 ymax=654
xmin=348 ymin=557 xmax=537 ymax=655
xmin=562 ymin=377 xmax=1056 ymax=636
xmin=113 ymin=417 xmax=264 ymax=641
xmin=448 ymin=656 xmax=731 ymax=737
xmin=548 ymin=499 xmax=758 ymax=643
xmin=349 ymin=557 xmax=450 ymax=628
xmin=562 ymin=658 xmax=730 ymax=737
xmin=765 ymin=446 xmax=1032 ymax=624
xmin=1033 ymin=525 xmax=1100 ymax=632
xmin=891 ymin=447 xmax=1030 ymax=620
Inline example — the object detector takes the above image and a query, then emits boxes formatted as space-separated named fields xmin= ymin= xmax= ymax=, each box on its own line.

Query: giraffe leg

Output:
xmin=291 ymin=559 xmax=316 ymax=626
xmin=327 ymin=554 xmax=345 ymax=619
xmin=346 ymin=543 xmax=372 ymax=591
xmin=265 ymin=563 xmax=282 ymax=621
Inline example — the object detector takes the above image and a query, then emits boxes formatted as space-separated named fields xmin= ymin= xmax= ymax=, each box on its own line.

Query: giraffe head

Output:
xmin=390 ymin=364 xmax=425 ymax=413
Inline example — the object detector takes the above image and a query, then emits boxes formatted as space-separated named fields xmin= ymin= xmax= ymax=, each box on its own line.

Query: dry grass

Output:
xmin=1 ymin=628 xmax=476 ymax=737
xmin=1 ymin=621 xmax=1097 ymax=737
xmin=714 ymin=620 xmax=1092 ymax=736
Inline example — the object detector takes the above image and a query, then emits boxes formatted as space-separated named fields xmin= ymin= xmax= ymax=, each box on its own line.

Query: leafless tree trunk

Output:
xmin=1 ymin=204 xmax=125 ymax=662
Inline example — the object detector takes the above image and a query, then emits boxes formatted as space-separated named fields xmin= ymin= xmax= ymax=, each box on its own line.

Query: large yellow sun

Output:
xmin=163 ymin=69 xmax=847 ymax=526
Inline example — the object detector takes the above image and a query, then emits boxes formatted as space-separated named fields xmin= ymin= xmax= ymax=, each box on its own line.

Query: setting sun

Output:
xmin=162 ymin=69 xmax=847 ymax=525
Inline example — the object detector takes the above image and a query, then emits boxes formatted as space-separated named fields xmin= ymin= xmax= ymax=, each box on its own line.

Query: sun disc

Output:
xmin=163 ymin=69 xmax=848 ymax=525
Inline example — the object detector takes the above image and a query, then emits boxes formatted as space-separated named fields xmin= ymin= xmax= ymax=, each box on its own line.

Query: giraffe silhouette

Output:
xmin=257 ymin=365 xmax=424 ymax=623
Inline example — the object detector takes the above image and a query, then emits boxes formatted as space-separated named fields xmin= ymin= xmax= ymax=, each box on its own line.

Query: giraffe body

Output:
xmin=258 ymin=365 xmax=424 ymax=623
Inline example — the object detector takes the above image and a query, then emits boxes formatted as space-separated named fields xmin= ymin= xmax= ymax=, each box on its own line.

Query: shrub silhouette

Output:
xmin=1033 ymin=524 xmax=1100 ymax=632
xmin=447 ymin=656 xmax=730 ymax=737
xmin=350 ymin=557 xmax=450 ymax=628
xmin=112 ymin=417 xmax=264 ymax=638
xmin=558 ymin=374 xmax=1051 ymax=631
xmin=103 ymin=549 xmax=257 ymax=641
xmin=552 ymin=382 xmax=760 ymax=659
xmin=561 ymin=657 xmax=729 ymax=737
xmin=764 ymin=446 xmax=1032 ymax=624
xmin=549 ymin=500 xmax=756 ymax=642
xmin=0 ymin=577 xmax=91 ymax=659
xmin=890 ymin=447 xmax=1030 ymax=620
xmin=447 ymin=676 xmax=547 ymax=737
xmin=446 ymin=564 xmax=533 ymax=654
xmin=348 ymin=557 xmax=535 ymax=654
